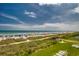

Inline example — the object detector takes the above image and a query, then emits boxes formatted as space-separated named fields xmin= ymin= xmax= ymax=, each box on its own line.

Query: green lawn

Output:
xmin=31 ymin=42 xmax=79 ymax=56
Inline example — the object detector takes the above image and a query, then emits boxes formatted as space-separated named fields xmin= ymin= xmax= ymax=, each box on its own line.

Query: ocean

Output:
xmin=0 ymin=30 xmax=66 ymax=35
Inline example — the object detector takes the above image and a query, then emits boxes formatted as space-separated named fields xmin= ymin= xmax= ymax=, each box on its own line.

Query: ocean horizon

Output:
xmin=0 ymin=30 xmax=70 ymax=35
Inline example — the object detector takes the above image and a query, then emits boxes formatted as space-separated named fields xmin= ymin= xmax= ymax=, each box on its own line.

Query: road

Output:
xmin=0 ymin=37 xmax=51 ymax=47
xmin=64 ymin=39 xmax=79 ymax=43
xmin=0 ymin=36 xmax=78 ymax=47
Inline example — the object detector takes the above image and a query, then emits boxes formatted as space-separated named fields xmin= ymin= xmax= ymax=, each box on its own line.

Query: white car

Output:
xmin=72 ymin=44 xmax=79 ymax=48
xmin=55 ymin=50 xmax=67 ymax=56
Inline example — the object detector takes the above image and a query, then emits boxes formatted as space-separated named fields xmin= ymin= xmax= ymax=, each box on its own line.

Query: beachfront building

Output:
xmin=0 ymin=33 xmax=28 ymax=41
xmin=0 ymin=36 xmax=3 ymax=41
xmin=50 ymin=36 xmax=62 ymax=41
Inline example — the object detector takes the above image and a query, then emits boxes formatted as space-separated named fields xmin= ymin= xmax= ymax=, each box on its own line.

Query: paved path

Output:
xmin=0 ymin=37 xmax=51 ymax=47
xmin=64 ymin=39 xmax=79 ymax=43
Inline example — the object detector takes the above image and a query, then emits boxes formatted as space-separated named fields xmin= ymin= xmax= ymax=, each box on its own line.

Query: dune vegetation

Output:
xmin=0 ymin=32 xmax=79 ymax=56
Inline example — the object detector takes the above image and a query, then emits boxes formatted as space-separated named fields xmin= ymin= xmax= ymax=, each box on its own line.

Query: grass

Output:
xmin=31 ymin=42 xmax=79 ymax=56
xmin=0 ymin=39 xmax=26 ymax=45
xmin=0 ymin=39 xmax=55 ymax=56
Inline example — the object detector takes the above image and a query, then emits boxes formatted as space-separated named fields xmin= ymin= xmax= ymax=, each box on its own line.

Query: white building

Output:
xmin=0 ymin=34 xmax=28 ymax=41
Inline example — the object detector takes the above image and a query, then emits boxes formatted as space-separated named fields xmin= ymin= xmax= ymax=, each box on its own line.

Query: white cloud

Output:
xmin=0 ymin=13 xmax=25 ymax=24
xmin=24 ymin=10 xmax=37 ymax=18
xmin=0 ymin=22 xmax=79 ymax=31
xmin=38 ymin=3 xmax=62 ymax=6
xmin=72 ymin=6 xmax=79 ymax=13
xmin=0 ymin=13 xmax=79 ymax=31
xmin=39 ymin=23 xmax=65 ymax=28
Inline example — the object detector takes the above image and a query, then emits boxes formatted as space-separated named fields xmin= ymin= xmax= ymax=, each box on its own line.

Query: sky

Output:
xmin=0 ymin=3 xmax=79 ymax=31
